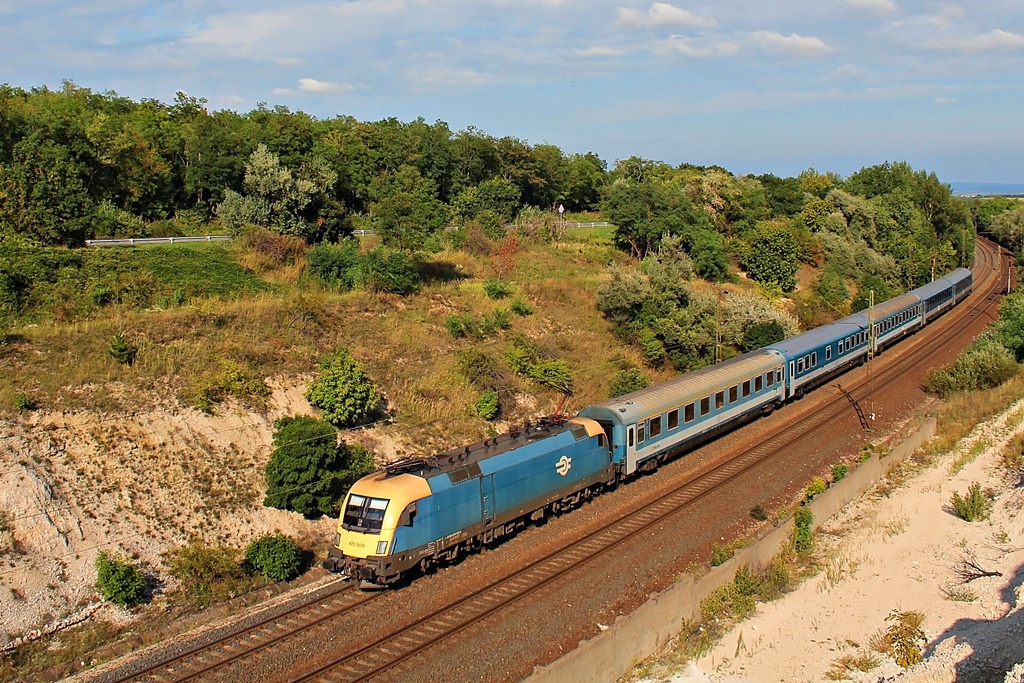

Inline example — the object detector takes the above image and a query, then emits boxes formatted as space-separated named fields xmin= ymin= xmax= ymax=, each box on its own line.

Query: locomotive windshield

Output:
xmin=342 ymin=494 xmax=389 ymax=533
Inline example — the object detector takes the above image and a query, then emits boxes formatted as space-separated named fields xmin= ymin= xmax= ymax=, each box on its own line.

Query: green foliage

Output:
xmin=13 ymin=393 xmax=35 ymax=412
xmin=165 ymin=542 xmax=250 ymax=609
xmin=742 ymin=222 xmax=799 ymax=292
xmin=832 ymin=463 xmax=849 ymax=482
xmin=263 ymin=415 xmax=376 ymax=517
xmin=805 ymin=476 xmax=827 ymax=500
xmin=793 ymin=507 xmax=814 ymax=555
xmin=950 ymin=482 xmax=991 ymax=522
xmin=883 ymin=609 xmax=926 ymax=668
xmin=456 ymin=348 xmax=504 ymax=387
xmin=183 ymin=360 xmax=270 ymax=413
xmin=244 ymin=533 xmax=303 ymax=582
xmin=510 ymin=297 xmax=533 ymax=316
xmin=483 ymin=277 xmax=512 ymax=299
xmin=991 ymin=291 xmax=1024 ymax=361
xmin=305 ymin=348 xmax=380 ymax=428
xmin=749 ymin=503 xmax=768 ymax=522
xmin=503 ymin=335 xmax=574 ymax=394
xmin=608 ymin=367 xmax=650 ymax=398
xmin=360 ymin=247 xmax=421 ymax=295
xmin=711 ymin=543 xmax=734 ymax=567
xmin=307 ymin=239 xmax=361 ymax=290
xmin=107 ymin=331 xmax=138 ymax=366
xmin=95 ymin=552 xmax=147 ymax=608
xmin=741 ymin=320 xmax=785 ymax=352
xmin=925 ymin=336 xmax=1018 ymax=398
xmin=474 ymin=390 xmax=500 ymax=420
xmin=445 ymin=315 xmax=467 ymax=338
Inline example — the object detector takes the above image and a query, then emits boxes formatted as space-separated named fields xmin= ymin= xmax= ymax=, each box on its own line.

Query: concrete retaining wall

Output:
xmin=526 ymin=418 xmax=937 ymax=683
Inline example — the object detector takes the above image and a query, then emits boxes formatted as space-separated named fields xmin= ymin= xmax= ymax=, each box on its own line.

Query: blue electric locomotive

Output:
xmin=326 ymin=267 xmax=973 ymax=586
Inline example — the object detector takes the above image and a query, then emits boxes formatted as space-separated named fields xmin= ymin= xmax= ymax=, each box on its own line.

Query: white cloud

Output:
xmin=956 ymin=29 xmax=1024 ymax=52
xmin=658 ymin=35 xmax=738 ymax=58
xmin=576 ymin=46 xmax=624 ymax=57
xmin=616 ymin=3 xmax=716 ymax=30
xmin=297 ymin=78 xmax=353 ymax=94
xmin=845 ymin=0 xmax=896 ymax=15
xmin=749 ymin=31 xmax=831 ymax=56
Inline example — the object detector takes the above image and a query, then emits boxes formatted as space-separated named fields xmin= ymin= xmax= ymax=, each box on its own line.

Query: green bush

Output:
xmin=510 ymin=297 xmax=533 ymax=316
xmin=749 ymin=503 xmax=768 ymax=522
xmin=183 ymin=360 xmax=270 ymax=413
xmin=529 ymin=359 xmax=574 ymax=394
xmin=166 ymin=542 xmax=249 ymax=608
xmin=608 ymin=367 xmax=650 ymax=398
xmin=13 ymin=393 xmax=34 ymax=411
xmin=883 ymin=609 xmax=926 ymax=668
xmin=741 ymin=320 xmax=786 ymax=352
xmin=793 ymin=507 xmax=814 ymax=555
xmin=925 ymin=337 xmax=1018 ymax=398
xmin=95 ymin=552 xmax=147 ymax=608
xmin=361 ymin=247 xmax=421 ymax=295
xmin=483 ymin=278 xmax=512 ymax=299
xmin=805 ymin=476 xmax=827 ymax=500
xmin=307 ymin=239 xmax=361 ymax=289
xmin=305 ymin=348 xmax=380 ymax=428
xmin=244 ymin=534 xmax=303 ymax=582
xmin=474 ymin=390 xmax=500 ymax=420
xmin=950 ymin=482 xmax=991 ymax=522
xmin=108 ymin=331 xmax=138 ymax=365
xmin=264 ymin=416 xmax=376 ymax=517
xmin=445 ymin=315 xmax=466 ymax=338
xmin=711 ymin=543 xmax=734 ymax=567
xmin=832 ymin=463 xmax=849 ymax=482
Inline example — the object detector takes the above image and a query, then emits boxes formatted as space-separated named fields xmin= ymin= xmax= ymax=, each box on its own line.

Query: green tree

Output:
xmin=741 ymin=320 xmax=786 ymax=352
xmin=95 ymin=551 xmax=147 ymax=607
xmin=305 ymin=348 xmax=381 ymax=428
xmin=742 ymin=222 xmax=799 ymax=292
xmin=263 ymin=415 xmax=376 ymax=517
xmin=369 ymin=164 xmax=447 ymax=250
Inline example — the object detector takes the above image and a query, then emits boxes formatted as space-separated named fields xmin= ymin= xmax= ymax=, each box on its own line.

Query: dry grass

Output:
xmin=929 ymin=374 xmax=1024 ymax=457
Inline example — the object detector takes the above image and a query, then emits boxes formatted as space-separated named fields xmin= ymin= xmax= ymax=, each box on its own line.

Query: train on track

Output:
xmin=324 ymin=268 xmax=973 ymax=586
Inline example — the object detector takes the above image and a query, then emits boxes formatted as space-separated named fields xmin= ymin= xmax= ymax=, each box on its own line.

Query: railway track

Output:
xmin=283 ymin=239 xmax=1006 ymax=682
xmin=98 ymin=239 xmax=1006 ymax=683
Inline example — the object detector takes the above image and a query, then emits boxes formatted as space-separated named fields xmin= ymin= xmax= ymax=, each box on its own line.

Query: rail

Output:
xmin=84 ymin=236 xmax=232 ymax=247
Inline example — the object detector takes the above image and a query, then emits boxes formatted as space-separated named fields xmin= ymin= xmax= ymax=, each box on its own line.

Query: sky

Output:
xmin=0 ymin=0 xmax=1022 ymax=184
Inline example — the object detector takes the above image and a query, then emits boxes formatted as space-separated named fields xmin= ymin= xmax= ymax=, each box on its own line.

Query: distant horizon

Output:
xmin=950 ymin=181 xmax=1024 ymax=197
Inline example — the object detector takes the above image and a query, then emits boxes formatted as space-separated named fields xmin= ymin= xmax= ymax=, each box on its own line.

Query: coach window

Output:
xmin=755 ymin=375 xmax=763 ymax=392
xmin=812 ymin=352 xmax=817 ymax=367
xmin=825 ymin=346 xmax=832 ymax=361
xmin=775 ymin=369 xmax=783 ymax=383
xmin=668 ymin=409 xmax=679 ymax=430
xmin=797 ymin=358 xmax=804 ymax=373
xmin=649 ymin=416 xmax=662 ymax=438
xmin=715 ymin=391 xmax=725 ymax=409
xmin=685 ymin=403 xmax=695 ymax=422
xmin=700 ymin=397 xmax=710 ymax=416
xmin=766 ymin=371 xmax=774 ymax=387
xmin=729 ymin=386 xmax=738 ymax=403
xmin=742 ymin=380 xmax=751 ymax=397
xmin=637 ymin=421 xmax=646 ymax=443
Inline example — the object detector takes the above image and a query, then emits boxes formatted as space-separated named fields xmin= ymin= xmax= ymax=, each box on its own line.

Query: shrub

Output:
xmin=445 ymin=315 xmax=466 ymax=338
xmin=244 ymin=534 xmax=303 ymax=582
xmin=307 ymin=239 xmax=361 ymax=289
xmin=832 ymin=463 xmax=849 ymax=482
xmin=608 ymin=367 xmax=650 ymax=398
xmin=95 ymin=552 xmax=147 ymax=608
xmin=483 ymin=278 xmax=512 ymax=300
xmin=361 ymin=247 xmax=421 ymax=295
xmin=925 ymin=337 xmax=1018 ymax=398
xmin=183 ymin=360 xmax=270 ymax=413
xmin=108 ymin=331 xmax=138 ymax=366
xmin=474 ymin=390 xmax=500 ymax=420
xmin=883 ymin=609 xmax=926 ymax=668
xmin=529 ymin=359 xmax=574 ymax=394
xmin=263 ymin=416 xmax=376 ymax=517
xmin=166 ymin=542 xmax=248 ymax=608
xmin=741 ymin=320 xmax=786 ymax=352
xmin=13 ymin=393 xmax=34 ymax=411
xmin=305 ymin=348 xmax=380 ymax=428
xmin=950 ymin=482 xmax=991 ymax=522
xmin=805 ymin=476 xmax=827 ymax=500
xmin=793 ymin=507 xmax=814 ymax=555
xmin=711 ymin=543 xmax=734 ymax=567
xmin=510 ymin=297 xmax=533 ymax=316
xmin=456 ymin=348 xmax=502 ymax=386
xmin=750 ymin=503 xmax=768 ymax=522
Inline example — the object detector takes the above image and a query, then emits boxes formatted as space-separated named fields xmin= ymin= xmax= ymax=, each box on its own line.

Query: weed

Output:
xmin=950 ymin=482 xmax=991 ymax=522
xmin=882 ymin=609 xmax=926 ymax=668
xmin=826 ymin=652 xmax=880 ymax=680
xmin=832 ymin=463 xmax=849 ymax=482
xmin=941 ymin=585 xmax=978 ymax=602
xmin=12 ymin=393 xmax=34 ymax=412
xmin=107 ymin=332 xmax=138 ymax=366
xmin=749 ymin=503 xmax=768 ymax=522
xmin=483 ymin=278 xmax=512 ymax=300
xmin=711 ymin=543 xmax=734 ymax=567
xmin=793 ymin=507 xmax=814 ymax=555
xmin=806 ymin=476 xmax=827 ymax=500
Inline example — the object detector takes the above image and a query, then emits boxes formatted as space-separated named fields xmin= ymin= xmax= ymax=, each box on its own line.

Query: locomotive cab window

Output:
xmin=343 ymin=495 xmax=389 ymax=533
xmin=668 ymin=409 xmax=679 ymax=430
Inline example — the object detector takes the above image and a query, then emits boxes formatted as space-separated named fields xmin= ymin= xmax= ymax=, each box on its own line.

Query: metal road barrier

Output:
xmin=84 ymin=236 xmax=233 ymax=247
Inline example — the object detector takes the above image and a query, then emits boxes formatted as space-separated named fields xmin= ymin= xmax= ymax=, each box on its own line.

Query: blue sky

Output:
xmin=1 ymin=1 xmax=1021 ymax=183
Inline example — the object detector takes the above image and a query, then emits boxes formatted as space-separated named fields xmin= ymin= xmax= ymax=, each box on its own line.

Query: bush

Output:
xmin=510 ymin=297 xmax=533 ymax=316
xmin=13 ymin=393 xmax=34 ymax=411
xmin=608 ymin=367 xmax=650 ymax=398
xmin=925 ymin=337 xmax=1018 ymax=398
xmin=166 ymin=542 xmax=248 ymax=608
xmin=832 ymin=463 xmax=849 ymax=482
xmin=361 ymin=247 xmax=421 ymax=295
xmin=711 ymin=543 xmax=734 ymax=567
xmin=950 ymin=482 xmax=991 ymax=522
xmin=108 ymin=331 xmax=138 ymax=366
xmin=483 ymin=278 xmax=512 ymax=300
xmin=264 ymin=416 xmax=376 ymax=517
xmin=445 ymin=315 xmax=466 ymax=338
xmin=474 ymin=390 xmax=499 ymax=420
xmin=741 ymin=320 xmax=786 ymax=352
xmin=805 ymin=476 xmax=827 ymax=500
xmin=883 ymin=609 xmax=926 ymax=668
xmin=95 ymin=552 xmax=147 ymax=608
xmin=793 ymin=507 xmax=814 ymax=555
xmin=750 ymin=503 xmax=768 ymax=522
xmin=244 ymin=534 xmax=303 ymax=582
xmin=183 ymin=360 xmax=270 ymax=413
xmin=307 ymin=239 xmax=361 ymax=289
xmin=305 ymin=348 xmax=380 ymax=428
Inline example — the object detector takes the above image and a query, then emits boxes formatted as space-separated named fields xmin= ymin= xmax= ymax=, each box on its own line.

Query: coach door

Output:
xmin=625 ymin=425 xmax=636 ymax=475
xmin=788 ymin=361 xmax=796 ymax=398
xmin=480 ymin=474 xmax=495 ymax=525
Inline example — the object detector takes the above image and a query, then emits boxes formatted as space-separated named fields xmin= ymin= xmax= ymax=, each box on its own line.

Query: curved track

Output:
xmin=101 ymin=239 xmax=1006 ymax=683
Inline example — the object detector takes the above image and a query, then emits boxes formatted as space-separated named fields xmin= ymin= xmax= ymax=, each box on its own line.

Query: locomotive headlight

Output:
xmin=376 ymin=540 xmax=389 ymax=555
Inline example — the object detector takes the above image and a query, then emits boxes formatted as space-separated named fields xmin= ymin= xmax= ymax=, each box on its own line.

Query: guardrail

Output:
xmin=84 ymin=236 xmax=232 ymax=247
